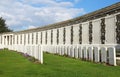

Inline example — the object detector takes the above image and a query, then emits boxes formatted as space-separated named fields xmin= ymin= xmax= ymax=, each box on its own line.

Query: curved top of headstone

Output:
xmin=12 ymin=2 xmax=120 ymax=34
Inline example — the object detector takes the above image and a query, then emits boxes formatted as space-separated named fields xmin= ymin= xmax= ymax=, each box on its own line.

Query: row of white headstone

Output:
xmin=0 ymin=45 xmax=43 ymax=64
xmin=42 ymin=45 xmax=116 ymax=66
xmin=0 ymin=44 xmax=116 ymax=66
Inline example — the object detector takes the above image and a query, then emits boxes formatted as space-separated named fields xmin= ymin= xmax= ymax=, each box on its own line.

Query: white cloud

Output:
xmin=0 ymin=0 xmax=85 ymax=31
xmin=28 ymin=25 xmax=36 ymax=29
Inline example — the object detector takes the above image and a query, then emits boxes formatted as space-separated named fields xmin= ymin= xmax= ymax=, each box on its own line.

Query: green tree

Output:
xmin=0 ymin=17 xmax=12 ymax=33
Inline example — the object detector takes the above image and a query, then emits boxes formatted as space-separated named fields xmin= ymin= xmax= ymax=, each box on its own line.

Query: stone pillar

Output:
xmin=73 ymin=24 xmax=79 ymax=44
xmin=105 ymin=15 xmax=116 ymax=44
xmin=25 ymin=34 xmax=28 ymax=45
xmin=29 ymin=33 xmax=32 ymax=45
xmin=53 ymin=29 xmax=57 ymax=45
xmin=42 ymin=31 xmax=46 ymax=45
xmin=47 ymin=30 xmax=51 ymax=45
xmin=108 ymin=47 xmax=116 ymax=66
xmin=82 ymin=22 xmax=89 ymax=44
xmin=65 ymin=26 xmax=71 ymax=54
xmin=33 ymin=32 xmax=37 ymax=45
xmin=92 ymin=19 xmax=101 ymax=44
xmin=18 ymin=34 xmax=21 ymax=45
xmin=38 ymin=32 xmax=41 ymax=45
xmin=59 ymin=28 xmax=64 ymax=45
xmin=22 ymin=34 xmax=24 ymax=45
xmin=65 ymin=26 xmax=71 ymax=45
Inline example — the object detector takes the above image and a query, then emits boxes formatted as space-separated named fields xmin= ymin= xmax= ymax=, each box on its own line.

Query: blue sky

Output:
xmin=0 ymin=0 xmax=119 ymax=31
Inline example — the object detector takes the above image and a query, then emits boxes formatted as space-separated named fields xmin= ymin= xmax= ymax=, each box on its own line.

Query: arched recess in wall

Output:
xmin=79 ymin=24 xmax=82 ymax=44
xmin=63 ymin=28 xmax=66 ymax=44
xmin=57 ymin=29 xmax=59 ymax=45
xmin=45 ymin=31 xmax=47 ymax=44
xmin=89 ymin=22 xmax=93 ymax=44
xmin=71 ymin=26 xmax=73 ymax=44
xmin=101 ymin=18 xmax=106 ymax=44
xmin=51 ymin=30 xmax=53 ymax=45
xmin=116 ymin=14 xmax=120 ymax=44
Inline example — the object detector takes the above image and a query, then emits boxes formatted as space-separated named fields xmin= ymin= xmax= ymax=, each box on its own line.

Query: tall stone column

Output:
xmin=73 ymin=24 xmax=79 ymax=44
xmin=25 ymin=34 xmax=28 ymax=45
xmin=59 ymin=27 xmax=64 ymax=45
xmin=33 ymin=32 xmax=37 ymax=45
xmin=53 ymin=29 xmax=57 ymax=45
xmin=42 ymin=31 xmax=46 ymax=45
xmin=82 ymin=22 xmax=89 ymax=44
xmin=38 ymin=32 xmax=41 ymax=45
xmin=47 ymin=30 xmax=51 ymax=45
xmin=65 ymin=26 xmax=71 ymax=45
xmin=92 ymin=19 xmax=101 ymax=44
xmin=105 ymin=15 xmax=116 ymax=44
xmin=29 ymin=33 xmax=32 ymax=45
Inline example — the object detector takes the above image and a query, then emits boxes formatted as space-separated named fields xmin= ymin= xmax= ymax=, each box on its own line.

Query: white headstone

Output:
xmin=83 ymin=46 xmax=88 ymax=60
xmin=108 ymin=47 xmax=116 ymax=66
xmin=88 ymin=47 xmax=93 ymax=61
xmin=78 ymin=46 xmax=82 ymax=59
xmin=74 ymin=46 xmax=78 ymax=58
xmin=94 ymin=47 xmax=100 ymax=62
xmin=101 ymin=47 xmax=107 ymax=63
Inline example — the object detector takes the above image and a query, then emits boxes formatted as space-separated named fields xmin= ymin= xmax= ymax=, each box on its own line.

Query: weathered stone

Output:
xmin=94 ymin=47 xmax=100 ymax=62
xmin=88 ymin=47 xmax=93 ymax=61
xmin=101 ymin=47 xmax=107 ymax=63
xmin=108 ymin=47 xmax=116 ymax=66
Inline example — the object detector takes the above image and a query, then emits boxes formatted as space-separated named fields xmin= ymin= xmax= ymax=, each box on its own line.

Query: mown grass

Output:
xmin=0 ymin=49 xmax=120 ymax=77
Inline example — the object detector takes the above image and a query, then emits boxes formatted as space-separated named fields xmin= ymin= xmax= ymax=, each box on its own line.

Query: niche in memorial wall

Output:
xmin=79 ymin=24 xmax=82 ymax=44
xmin=51 ymin=30 xmax=53 ymax=44
xmin=116 ymin=14 xmax=120 ymax=44
xmin=101 ymin=18 xmax=106 ymax=44
xmin=41 ymin=32 xmax=42 ymax=44
xmin=36 ymin=32 xmax=38 ymax=44
xmin=71 ymin=26 xmax=73 ymax=44
xmin=89 ymin=22 xmax=93 ymax=44
xmin=57 ymin=29 xmax=59 ymax=45
xmin=63 ymin=28 xmax=66 ymax=44
xmin=45 ymin=31 xmax=47 ymax=44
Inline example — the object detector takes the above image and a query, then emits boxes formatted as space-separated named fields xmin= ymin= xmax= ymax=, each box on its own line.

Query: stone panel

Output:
xmin=73 ymin=24 xmax=79 ymax=44
xmin=42 ymin=31 xmax=46 ymax=45
xmin=53 ymin=29 xmax=57 ymax=45
xmin=65 ymin=26 xmax=71 ymax=44
xmin=33 ymin=32 xmax=36 ymax=45
xmin=47 ymin=30 xmax=51 ymax=45
xmin=82 ymin=22 xmax=89 ymax=44
xmin=59 ymin=28 xmax=64 ymax=45
xmin=92 ymin=19 xmax=101 ymax=44
xmin=105 ymin=15 xmax=116 ymax=44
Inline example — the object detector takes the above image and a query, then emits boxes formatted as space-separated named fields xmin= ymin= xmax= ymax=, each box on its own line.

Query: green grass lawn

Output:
xmin=0 ymin=49 xmax=120 ymax=77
